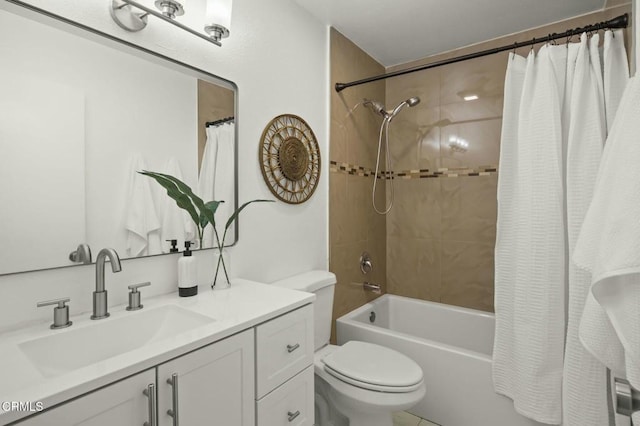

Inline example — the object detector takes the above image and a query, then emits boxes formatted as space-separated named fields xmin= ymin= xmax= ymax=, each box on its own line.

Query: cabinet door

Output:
xmin=157 ymin=329 xmax=255 ymax=426
xmin=257 ymin=366 xmax=314 ymax=426
xmin=16 ymin=369 xmax=155 ymax=425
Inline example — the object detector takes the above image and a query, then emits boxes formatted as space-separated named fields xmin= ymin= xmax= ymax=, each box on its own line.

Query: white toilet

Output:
xmin=273 ymin=271 xmax=425 ymax=426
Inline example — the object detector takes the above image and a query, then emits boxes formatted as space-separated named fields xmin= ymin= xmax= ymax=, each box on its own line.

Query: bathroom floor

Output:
xmin=393 ymin=411 xmax=439 ymax=426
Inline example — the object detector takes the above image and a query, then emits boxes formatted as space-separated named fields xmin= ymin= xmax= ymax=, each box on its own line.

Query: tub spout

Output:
xmin=363 ymin=282 xmax=382 ymax=294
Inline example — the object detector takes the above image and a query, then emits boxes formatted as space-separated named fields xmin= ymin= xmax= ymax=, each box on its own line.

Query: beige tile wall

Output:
xmin=330 ymin=28 xmax=387 ymax=342
xmin=384 ymin=4 xmax=632 ymax=313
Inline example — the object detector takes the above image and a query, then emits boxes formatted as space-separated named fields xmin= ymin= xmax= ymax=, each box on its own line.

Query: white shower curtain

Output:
xmin=198 ymin=122 xmax=235 ymax=248
xmin=493 ymin=31 xmax=629 ymax=425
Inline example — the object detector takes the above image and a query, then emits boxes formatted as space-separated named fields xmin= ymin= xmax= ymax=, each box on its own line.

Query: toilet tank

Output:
xmin=271 ymin=271 xmax=336 ymax=351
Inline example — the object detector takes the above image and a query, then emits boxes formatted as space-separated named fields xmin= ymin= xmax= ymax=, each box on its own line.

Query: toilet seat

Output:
xmin=321 ymin=341 xmax=423 ymax=393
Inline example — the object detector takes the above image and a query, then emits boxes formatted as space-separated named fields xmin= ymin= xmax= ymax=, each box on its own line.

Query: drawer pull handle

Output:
xmin=167 ymin=373 xmax=179 ymax=426
xmin=287 ymin=410 xmax=300 ymax=422
xmin=287 ymin=343 xmax=300 ymax=353
xmin=142 ymin=383 xmax=157 ymax=426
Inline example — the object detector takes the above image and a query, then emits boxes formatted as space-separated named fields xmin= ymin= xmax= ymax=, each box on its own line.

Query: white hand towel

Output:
xmin=493 ymin=45 xmax=565 ymax=425
xmin=125 ymin=154 xmax=160 ymax=257
xmin=160 ymin=158 xmax=194 ymax=252
xmin=563 ymin=33 xmax=608 ymax=426
xmin=575 ymin=75 xmax=640 ymax=426
xmin=603 ymin=30 xmax=629 ymax=134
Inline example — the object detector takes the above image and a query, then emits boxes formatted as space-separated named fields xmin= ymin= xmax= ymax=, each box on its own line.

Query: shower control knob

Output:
xmin=360 ymin=252 xmax=373 ymax=274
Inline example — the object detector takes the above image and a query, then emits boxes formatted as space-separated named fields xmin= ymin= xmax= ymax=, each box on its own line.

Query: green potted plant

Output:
xmin=139 ymin=170 xmax=273 ymax=288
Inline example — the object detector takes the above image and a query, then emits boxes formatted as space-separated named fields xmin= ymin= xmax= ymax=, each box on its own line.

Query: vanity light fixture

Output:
xmin=155 ymin=0 xmax=185 ymax=19
xmin=109 ymin=0 xmax=228 ymax=47
xmin=204 ymin=0 xmax=232 ymax=42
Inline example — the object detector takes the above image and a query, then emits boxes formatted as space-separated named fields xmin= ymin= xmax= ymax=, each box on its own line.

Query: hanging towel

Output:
xmin=493 ymin=45 xmax=566 ymax=425
xmin=603 ymin=29 xmax=629 ymax=133
xmin=160 ymin=158 xmax=194 ymax=252
xmin=562 ymin=33 xmax=609 ymax=426
xmin=198 ymin=123 xmax=235 ymax=248
xmin=125 ymin=154 xmax=161 ymax=257
xmin=574 ymin=75 xmax=640 ymax=426
xmin=493 ymin=51 xmax=527 ymax=415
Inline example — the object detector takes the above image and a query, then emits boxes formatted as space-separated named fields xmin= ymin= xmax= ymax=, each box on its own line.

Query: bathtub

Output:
xmin=336 ymin=294 xmax=543 ymax=426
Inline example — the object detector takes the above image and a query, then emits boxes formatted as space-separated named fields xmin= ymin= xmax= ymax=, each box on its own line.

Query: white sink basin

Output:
xmin=19 ymin=305 xmax=214 ymax=378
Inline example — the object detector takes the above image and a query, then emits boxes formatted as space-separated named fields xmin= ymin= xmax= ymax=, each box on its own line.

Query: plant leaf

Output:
xmin=225 ymin=199 xmax=274 ymax=230
xmin=200 ymin=200 xmax=224 ymax=228
xmin=145 ymin=171 xmax=205 ymax=208
xmin=138 ymin=171 xmax=200 ymax=226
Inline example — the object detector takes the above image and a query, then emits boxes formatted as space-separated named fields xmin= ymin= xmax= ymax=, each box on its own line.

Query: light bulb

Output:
xmin=206 ymin=0 xmax=232 ymax=31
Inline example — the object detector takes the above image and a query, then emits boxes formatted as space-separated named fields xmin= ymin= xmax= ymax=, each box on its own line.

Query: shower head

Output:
xmin=389 ymin=96 xmax=421 ymax=120
xmin=363 ymin=97 xmax=420 ymax=120
xmin=363 ymin=99 xmax=388 ymax=118
xmin=406 ymin=97 xmax=421 ymax=107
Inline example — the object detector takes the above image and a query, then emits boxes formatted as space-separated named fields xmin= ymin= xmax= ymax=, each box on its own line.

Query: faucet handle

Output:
xmin=37 ymin=297 xmax=72 ymax=329
xmin=127 ymin=282 xmax=151 ymax=311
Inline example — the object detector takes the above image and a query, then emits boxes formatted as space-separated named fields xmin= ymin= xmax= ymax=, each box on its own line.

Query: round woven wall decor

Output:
xmin=259 ymin=114 xmax=320 ymax=204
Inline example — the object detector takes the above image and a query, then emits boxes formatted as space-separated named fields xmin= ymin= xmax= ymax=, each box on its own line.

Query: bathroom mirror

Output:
xmin=0 ymin=2 xmax=238 ymax=276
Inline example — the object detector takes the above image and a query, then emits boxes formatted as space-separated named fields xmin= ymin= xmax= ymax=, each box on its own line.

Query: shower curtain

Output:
xmin=493 ymin=30 xmax=629 ymax=425
xmin=198 ymin=122 xmax=235 ymax=248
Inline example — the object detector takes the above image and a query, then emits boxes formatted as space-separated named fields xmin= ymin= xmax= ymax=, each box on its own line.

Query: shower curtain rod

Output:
xmin=334 ymin=13 xmax=629 ymax=93
xmin=206 ymin=116 xmax=235 ymax=127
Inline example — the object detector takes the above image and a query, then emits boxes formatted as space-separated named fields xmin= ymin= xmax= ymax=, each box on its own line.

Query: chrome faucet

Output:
xmin=91 ymin=248 xmax=122 ymax=320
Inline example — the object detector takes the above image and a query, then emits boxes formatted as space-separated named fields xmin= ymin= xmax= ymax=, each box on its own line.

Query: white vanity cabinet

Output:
xmin=6 ymin=297 xmax=315 ymax=426
xmin=16 ymin=369 xmax=155 ymax=425
xmin=15 ymin=330 xmax=255 ymax=426
xmin=255 ymin=305 xmax=315 ymax=426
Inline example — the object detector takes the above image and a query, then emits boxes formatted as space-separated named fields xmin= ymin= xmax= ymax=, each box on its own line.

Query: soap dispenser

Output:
xmin=178 ymin=241 xmax=198 ymax=297
xmin=166 ymin=239 xmax=179 ymax=253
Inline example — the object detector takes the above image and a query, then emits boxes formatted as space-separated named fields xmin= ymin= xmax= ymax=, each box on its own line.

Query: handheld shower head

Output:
xmin=406 ymin=96 xmax=421 ymax=107
xmin=389 ymin=96 xmax=421 ymax=120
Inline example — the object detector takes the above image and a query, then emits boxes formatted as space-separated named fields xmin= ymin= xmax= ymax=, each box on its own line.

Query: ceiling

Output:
xmin=294 ymin=0 xmax=608 ymax=67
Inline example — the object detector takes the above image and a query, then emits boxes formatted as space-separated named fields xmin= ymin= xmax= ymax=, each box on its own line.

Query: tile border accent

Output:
xmin=329 ymin=160 xmax=497 ymax=179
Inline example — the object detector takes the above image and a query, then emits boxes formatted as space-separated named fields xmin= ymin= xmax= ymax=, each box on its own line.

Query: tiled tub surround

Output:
xmin=330 ymin=164 xmax=498 ymax=312
xmin=329 ymin=28 xmax=387 ymax=342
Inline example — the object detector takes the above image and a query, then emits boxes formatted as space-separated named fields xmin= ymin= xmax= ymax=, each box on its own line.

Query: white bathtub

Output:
xmin=336 ymin=294 xmax=543 ymax=426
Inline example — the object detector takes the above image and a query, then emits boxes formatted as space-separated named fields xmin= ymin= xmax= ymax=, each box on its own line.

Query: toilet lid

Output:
xmin=322 ymin=341 xmax=423 ymax=392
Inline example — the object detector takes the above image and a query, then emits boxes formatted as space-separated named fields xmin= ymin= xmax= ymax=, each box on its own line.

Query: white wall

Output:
xmin=0 ymin=0 xmax=329 ymax=331
xmin=635 ymin=0 xmax=638 ymax=75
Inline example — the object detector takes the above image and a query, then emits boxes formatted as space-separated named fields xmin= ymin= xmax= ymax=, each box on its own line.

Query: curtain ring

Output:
xmin=566 ymin=31 xmax=573 ymax=45
xmin=530 ymin=37 xmax=535 ymax=52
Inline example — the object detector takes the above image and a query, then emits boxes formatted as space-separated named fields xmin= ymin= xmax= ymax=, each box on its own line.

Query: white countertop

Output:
xmin=0 ymin=279 xmax=314 ymax=425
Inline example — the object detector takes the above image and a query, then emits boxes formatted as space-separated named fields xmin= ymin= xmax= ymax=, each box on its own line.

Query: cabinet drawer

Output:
xmin=256 ymin=304 xmax=313 ymax=397
xmin=257 ymin=366 xmax=314 ymax=426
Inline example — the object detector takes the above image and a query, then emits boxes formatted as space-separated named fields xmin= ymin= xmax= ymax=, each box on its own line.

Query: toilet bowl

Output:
xmin=314 ymin=343 xmax=426 ymax=426
xmin=272 ymin=271 xmax=426 ymax=426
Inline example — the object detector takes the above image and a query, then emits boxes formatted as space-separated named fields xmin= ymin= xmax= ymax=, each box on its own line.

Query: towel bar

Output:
xmin=615 ymin=378 xmax=640 ymax=417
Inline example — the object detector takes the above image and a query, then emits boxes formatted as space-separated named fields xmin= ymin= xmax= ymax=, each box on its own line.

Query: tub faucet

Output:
xmin=92 ymin=248 xmax=122 ymax=320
